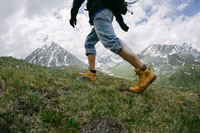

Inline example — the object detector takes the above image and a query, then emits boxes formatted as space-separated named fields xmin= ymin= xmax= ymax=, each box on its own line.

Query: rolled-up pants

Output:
xmin=85 ymin=8 xmax=126 ymax=56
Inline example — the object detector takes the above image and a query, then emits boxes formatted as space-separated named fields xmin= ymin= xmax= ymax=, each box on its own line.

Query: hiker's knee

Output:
xmin=85 ymin=42 xmax=97 ymax=56
xmin=102 ymin=39 xmax=126 ymax=54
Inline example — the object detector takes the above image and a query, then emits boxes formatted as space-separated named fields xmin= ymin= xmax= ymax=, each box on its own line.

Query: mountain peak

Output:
xmin=141 ymin=44 xmax=186 ymax=57
xmin=50 ymin=42 xmax=59 ymax=47
xmin=25 ymin=43 xmax=87 ymax=68
xmin=41 ymin=42 xmax=60 ymax=49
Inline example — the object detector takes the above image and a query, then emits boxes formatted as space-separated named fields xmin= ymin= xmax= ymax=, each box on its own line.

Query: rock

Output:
xmin=80 ymin=117 xmax=128 ymax=133
xmin=76 ymin=76 xmax=89 ymax=82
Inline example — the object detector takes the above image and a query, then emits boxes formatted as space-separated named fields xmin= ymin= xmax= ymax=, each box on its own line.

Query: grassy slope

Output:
xmin=108 ymin=64 xmax=134 ymax=79
xmin=0 ymin=57 xmax=200 ymax=132
xmin=158 ymin=64 xmax=200 ymax=88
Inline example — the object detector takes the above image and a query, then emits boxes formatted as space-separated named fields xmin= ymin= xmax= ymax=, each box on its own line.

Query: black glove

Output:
xmin=119 ymin=22 xmax=129 ymax=32
xmin=70 ymin=17 xmax=77 ymax=28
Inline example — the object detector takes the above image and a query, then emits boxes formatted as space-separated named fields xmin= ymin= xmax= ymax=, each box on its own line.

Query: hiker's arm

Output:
xmin=70 ymin=0 xmax=85 ymax=27
xmin=71 ymin=0 xmax=85 ymax=18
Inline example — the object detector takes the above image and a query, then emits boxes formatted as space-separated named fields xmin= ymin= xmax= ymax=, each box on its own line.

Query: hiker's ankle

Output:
xmin=139 ymin=65 xmax=147 ymax=71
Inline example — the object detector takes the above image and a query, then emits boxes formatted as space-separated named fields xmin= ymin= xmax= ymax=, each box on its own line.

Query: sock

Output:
xmin=90 ymin=69 xmax=96 ymax=73
xmin=140 ymin=65 xmax=147 ymax=71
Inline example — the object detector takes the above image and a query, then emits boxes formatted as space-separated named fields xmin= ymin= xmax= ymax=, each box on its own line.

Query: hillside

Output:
xmin=0 ymin=57 xmax=200 ymax=132
xmin=158 ymin=64 xmax=200 ymax=88
xmin=107 ymin=63 xmax=134 ymax=79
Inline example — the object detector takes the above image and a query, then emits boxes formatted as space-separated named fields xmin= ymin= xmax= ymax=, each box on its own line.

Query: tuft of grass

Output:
xmin=41 ymin=109 xmax=62 ymax=126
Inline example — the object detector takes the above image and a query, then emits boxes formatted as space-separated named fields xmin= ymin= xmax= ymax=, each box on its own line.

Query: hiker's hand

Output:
xmin=70 ymin=17 xmax=77 ymax=28
xmin=120 ymin=23 xmax=129 ymax=32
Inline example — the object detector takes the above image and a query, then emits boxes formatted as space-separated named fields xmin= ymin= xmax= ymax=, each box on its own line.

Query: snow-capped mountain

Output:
xmin=140 ymin=44 xmax=198 ymax=66
xmin=141 ymin=44 xmax=186 ymax=56
xmin=25 ymin=42 xmax=87 ymax=68
xmin=96 ymin=54 xmax=125 ymax=68
xmin=95 ymin=54 xmax=126 ymax=73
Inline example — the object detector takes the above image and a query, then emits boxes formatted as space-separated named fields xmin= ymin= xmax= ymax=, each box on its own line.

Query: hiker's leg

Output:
xmin=88 ymin=54 xmax=96 ymax=70
xmin=85 ymin=28 xmax=99 ymax=69
xmin=93 ymin=9 xmax=144 ymax=69
xmin=118 ymin=45 xmax=144 ymax=69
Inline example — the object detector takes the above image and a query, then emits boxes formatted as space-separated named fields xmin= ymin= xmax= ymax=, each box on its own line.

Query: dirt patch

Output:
xmin=115 ymin=83 xmax=131 ymax=92
xmin=80 ymin=117 xmax=128 ymax=133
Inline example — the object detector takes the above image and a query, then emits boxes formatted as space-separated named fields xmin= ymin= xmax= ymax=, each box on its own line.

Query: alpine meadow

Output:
xmin=0 ymin=57 xmax=200 ymax=132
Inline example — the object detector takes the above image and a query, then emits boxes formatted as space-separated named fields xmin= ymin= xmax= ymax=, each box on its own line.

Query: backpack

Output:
xmin=114 ymin=0 xmax=128 ymax=15
xmin=100 ymin=0 xmax=139 ymax=15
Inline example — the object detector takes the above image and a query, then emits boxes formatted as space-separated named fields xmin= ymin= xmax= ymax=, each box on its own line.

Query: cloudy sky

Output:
xmin=0 ymin=0 xmax=200 ymax=59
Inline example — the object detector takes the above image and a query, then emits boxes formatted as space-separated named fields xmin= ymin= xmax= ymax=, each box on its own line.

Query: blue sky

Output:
xmin=131 ymin=0 xmax=200 ymax=25
xmin=174 ymin=0 xmax=200 ymax=16
xmin=142 ymin=0 xmax=200 ymax=17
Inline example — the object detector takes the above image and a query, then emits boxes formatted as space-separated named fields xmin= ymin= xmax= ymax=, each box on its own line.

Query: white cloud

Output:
xmin=178 ymin=3 xmax=189 ymax=11
xmin=0 ymin=0 xmax=200 ymax=59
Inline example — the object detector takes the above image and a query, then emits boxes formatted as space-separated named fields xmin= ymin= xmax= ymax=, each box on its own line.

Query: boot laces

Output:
xmin=134 ymin=72 xmax=144 ymax=86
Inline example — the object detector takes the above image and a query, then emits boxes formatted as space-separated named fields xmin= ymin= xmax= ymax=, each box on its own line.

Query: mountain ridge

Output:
xmin=140 ymin=44 xmax=199 ymax=66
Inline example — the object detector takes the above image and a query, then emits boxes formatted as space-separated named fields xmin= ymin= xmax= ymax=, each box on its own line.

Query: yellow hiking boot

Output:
xmin=79 ymin=69 xmax=96 ymax=81
xmin=129 ymin=68 xmax=157 ymax=93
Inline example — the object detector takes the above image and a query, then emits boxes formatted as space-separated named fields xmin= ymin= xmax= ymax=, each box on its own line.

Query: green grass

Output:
xmin=0 ymin=57 xmax=200 ymax=132
xmin=108 ymin=64 xmax=134 ymax=79
xmin=158 ymin=64 xmax=200 ymax=88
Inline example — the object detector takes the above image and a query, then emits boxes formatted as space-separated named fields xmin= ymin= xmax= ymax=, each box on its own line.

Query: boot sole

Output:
xmin=79 ymin=73 xmax=96 ymax=81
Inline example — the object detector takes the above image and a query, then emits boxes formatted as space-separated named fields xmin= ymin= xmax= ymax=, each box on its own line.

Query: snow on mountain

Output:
xmin=141 ymin=44 xmax=186 ymax=57
xmin=96 ymin=54 xmax=124 ymax=68
xmin=140 ymin=44 xmax=198 ymax=66
xmin=25 ymin=42 xmax=88 ymax=68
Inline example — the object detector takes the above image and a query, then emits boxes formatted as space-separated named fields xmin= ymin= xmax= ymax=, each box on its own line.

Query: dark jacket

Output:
xmin=71 ymin=0 xmax=105 ymax=24
xmin=71 ymin=0 xmax=129 ymax=31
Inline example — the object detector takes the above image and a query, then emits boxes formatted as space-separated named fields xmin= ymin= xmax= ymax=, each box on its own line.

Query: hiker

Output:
xmin=69 ymin=0 xmax=157 ymax=93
